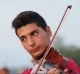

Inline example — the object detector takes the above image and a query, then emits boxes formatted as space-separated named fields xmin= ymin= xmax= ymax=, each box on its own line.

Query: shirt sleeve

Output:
xmin=66 ymin=58 xmax=80 ymax=74
xmin=21 ymin=68 xmax=32 ymax=74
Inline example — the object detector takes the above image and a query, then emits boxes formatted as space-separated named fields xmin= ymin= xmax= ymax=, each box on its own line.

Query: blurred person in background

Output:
xmin=0 ymin=67 xmax=9 ymax=74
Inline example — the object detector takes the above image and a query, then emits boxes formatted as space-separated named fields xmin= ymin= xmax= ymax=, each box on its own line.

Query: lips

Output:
xmin=31 ymin=47 xmax=39 ymax=53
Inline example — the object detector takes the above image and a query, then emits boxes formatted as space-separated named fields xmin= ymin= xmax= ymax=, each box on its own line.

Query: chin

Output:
xmin=33 ymin=52 xmax=44 ymax=60
xmin=32 ymin=49 xmax=46 ymax=60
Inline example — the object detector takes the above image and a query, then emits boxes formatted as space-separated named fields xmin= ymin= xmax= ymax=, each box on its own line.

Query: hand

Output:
xmin=47 ymin=68 xmax=68 ymax=74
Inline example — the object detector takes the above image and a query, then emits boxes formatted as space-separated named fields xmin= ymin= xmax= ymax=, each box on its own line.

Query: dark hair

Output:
xmin=12 ymin=11 xmax=47 ymax=36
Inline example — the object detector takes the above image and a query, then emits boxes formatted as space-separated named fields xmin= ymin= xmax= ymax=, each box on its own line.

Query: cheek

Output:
xmin=22 ymin=43 xmax=29 ymax=51
xmin=37 ymin=34 xmax=50 ymax=47
xmin=22 ymin=42 xmax=26 ymax=48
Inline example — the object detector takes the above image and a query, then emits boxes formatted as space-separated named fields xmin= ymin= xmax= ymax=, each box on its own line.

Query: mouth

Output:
xmin=31 ymin=47 xmax=39 ymax=53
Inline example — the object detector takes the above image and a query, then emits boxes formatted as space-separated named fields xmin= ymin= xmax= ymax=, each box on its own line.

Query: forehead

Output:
xmin=17 ymin=23 xmax=41 ymax=37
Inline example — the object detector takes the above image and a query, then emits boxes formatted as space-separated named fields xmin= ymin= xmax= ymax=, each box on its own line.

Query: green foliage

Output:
xmin=60 ymin=49 xmax=80 ymax=67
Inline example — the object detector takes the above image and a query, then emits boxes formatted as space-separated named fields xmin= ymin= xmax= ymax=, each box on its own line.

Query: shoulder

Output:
xmin=67 ymin=58 xmax=79 ymax=68
xmin=21 ymin=68 xmax=32 ymax=74
xmin=66 ymin=58 xmax=80 ymax=73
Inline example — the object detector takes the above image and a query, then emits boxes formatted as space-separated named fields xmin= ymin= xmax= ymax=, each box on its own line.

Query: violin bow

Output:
xmin=36 ymin=5 xmax=72 ymax=73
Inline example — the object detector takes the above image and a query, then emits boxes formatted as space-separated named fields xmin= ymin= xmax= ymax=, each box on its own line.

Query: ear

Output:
xmin=45 ymin=26 xmax=52 ymax=37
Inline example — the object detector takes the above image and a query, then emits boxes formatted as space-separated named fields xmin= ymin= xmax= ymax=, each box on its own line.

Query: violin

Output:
xmin=31 ymin=5 xmax=80 ymax=74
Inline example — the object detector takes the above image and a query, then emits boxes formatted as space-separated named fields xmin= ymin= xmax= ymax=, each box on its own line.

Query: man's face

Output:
xmin=17 ymin=23 xmax=52 ymax=60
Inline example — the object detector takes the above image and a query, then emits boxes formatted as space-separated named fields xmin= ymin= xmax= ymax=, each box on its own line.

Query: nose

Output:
xmin=27 ymin=37 xmax=35 ymax=46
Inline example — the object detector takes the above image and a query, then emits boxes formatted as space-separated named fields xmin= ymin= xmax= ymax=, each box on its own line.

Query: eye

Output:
xmin=20 ymin=37 xmax=27 ymax=42
xmin=34 ymin=32 xmax=38 ymax=36
xmin=31 ymin=31 xmax=38 ymax=36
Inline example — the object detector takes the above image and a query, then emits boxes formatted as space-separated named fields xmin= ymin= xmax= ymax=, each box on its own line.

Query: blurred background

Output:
xmin=0 ymin=0 xmax=80 ymax=73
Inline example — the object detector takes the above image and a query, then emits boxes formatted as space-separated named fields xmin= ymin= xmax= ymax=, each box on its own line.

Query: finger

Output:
xmin=64 ymin=68 xmax=69 ymax=74
xmin=55 ymin=69 xmax=61 ymax=74
xmin=47 ymin=68 xmax=61 ymax=74
xmin=47 ymin=68 xmax=56 ymax=74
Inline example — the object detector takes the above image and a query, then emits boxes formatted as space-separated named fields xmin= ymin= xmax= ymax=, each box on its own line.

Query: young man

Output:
xmin=12 ymin=11 xmax=80 ymax=74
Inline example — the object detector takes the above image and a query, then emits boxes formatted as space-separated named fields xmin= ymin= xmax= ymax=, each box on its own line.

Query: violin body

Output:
xmin=37 ymin=47 xmax=80 ymax=74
